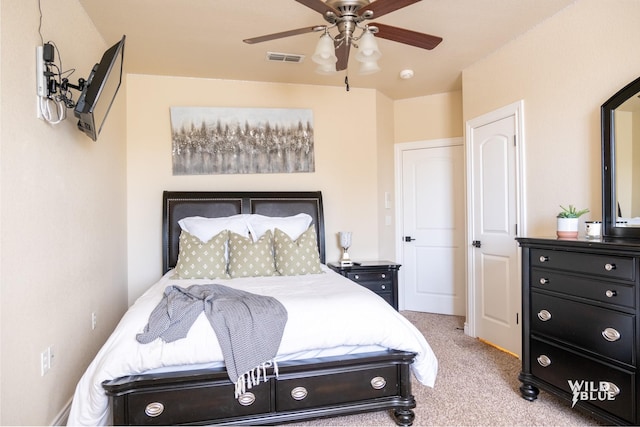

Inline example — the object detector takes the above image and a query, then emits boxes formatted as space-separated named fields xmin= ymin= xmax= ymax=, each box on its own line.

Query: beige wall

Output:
xmin=463 ymin=0 xmax=640 ymax=236
xmin=394 ymin=91 xmax=463 ymax=143
xmin=126 ymin=75 xmax=385 ymax=302
xmin=0 ymin=1 xmax=128 ymax=425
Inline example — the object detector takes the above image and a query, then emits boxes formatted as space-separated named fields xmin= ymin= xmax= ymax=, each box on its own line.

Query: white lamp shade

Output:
xmin=355 ymin=31 xmax=381 ymax=62
xmin=358 ymin=60 xmax=380 ymax=75
xmin=312 ymin=34 xmax=337 ymax=65
xmin=316 ymin=63 xmax=337 ymax=74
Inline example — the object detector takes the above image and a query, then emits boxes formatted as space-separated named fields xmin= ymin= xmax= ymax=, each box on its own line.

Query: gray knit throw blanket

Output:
xmin=136 ymin=284 xmax=288 ymax=396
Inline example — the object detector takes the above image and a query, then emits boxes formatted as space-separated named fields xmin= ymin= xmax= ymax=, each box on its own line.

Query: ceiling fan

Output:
xmin=243 ymin=0 xmax=442 ymax=73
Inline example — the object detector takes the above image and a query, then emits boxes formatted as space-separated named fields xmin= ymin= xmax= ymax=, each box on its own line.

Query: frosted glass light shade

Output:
xmin=316 ymin=63 xmax=337 ymax=74
xmin=312 ymin=34 xmax=337 ymax=65
xmin=358 ymin=60 xmax=380 ymax=75
xmin=355 ymin=31 xmax=381 ymax=62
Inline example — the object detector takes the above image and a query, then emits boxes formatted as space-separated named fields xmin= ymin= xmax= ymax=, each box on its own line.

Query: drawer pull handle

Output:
xmin=539 ymin=278 xmax=549 ymax=285
xmin=602 ymin=327 xmax=621 ymax=342
xmin=371 ymin=376 xmax=387 ymax=390
xmin=539 ymin=255 xmax=549 ymax=262
xmin=144 ymin=402 xmax=164 ymax=418
xmin=291 ymin=386 xmax=308 ymax=401
xmin=537 ymin=355 xmax=551 ymax=367
xmin=381 ymin=273 xmax=386 ymax=278
xmin=354 ymin=275 xmax=360 ymax=280
xmin=605 ymin=290 xmax=617 ymax=298
xmin=602 ymin=382 xmax=621 ymax=397
xmin=237 ymin=392 xmax=256 ymax=406
xmin=537 ymin=309 xmax=552 ymax=322
xmin=381 ymin=284 xmax=386 ymax=290
xmin=604 ymin=263 xmax=616 ymax=271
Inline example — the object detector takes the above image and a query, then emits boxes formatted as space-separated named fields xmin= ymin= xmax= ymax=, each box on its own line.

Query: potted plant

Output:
xmin=557 ymin=205 xmax=590 ymax=238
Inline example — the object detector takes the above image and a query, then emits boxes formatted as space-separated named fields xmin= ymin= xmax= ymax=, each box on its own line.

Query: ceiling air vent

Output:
xmin=266 ymin=52 xmax=305 ymax=63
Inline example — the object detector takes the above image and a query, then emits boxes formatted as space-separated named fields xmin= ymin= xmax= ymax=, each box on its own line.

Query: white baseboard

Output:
xmin=51 ymin=397 xmax=72 ymax=426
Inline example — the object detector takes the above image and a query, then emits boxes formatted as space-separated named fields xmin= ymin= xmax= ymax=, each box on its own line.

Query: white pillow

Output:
xmin=178 ymin=214 xmax=250 ymax=243
xmin=247 ymin=213 xmax=313 ymax=242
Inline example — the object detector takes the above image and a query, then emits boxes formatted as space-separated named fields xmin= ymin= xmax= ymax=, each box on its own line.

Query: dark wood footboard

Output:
xmin=103 ymin=350 xmax=417 ymax=426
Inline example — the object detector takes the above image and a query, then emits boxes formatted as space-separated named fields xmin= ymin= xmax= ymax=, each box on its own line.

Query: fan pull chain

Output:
xmin=344 ymin=76 xmax=350 ymax=92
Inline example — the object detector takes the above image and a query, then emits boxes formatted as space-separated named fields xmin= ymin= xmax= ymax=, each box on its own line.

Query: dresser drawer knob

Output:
xmin=539 ymin=255 xmax=549 ymax=262
xmin=381 ymin=273 xmax=386 ymax=279
xmin=381 ymin=284 xmax=386 ymax=290
xmin=604 ymin=263 xmax=616 ymax=271
xmin=237 ymin=392 xmax=256 ymax=406
xmin=370 ymin=376 xmax=387 ymax=390
xmin=602 ymin=327 xmax=621 ymax=342
xmin=291 ymin=386 xmax=308 ymax=401
xmin=537 ymin=309 xmax=552 ymax=322
xmin=602 ymin=382 xmax=621 ymax=397
xmin=605 ymin=290 xmax=617 ymax=298
xmin=539 ymin=278 xmax=549 ymax=285
xmin=144 ymin=402 xmax=164 ymax=418
xmin=537 ymin=355 xmax=551 ymax=367
xmin=354 ymin=274 xmax=360 ymax=280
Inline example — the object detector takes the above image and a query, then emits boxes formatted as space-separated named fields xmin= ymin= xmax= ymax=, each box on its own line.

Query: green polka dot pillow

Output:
xmin=228 ymin=230 xmax=278 ymax=278
xmin=175 ymin=230 xmax=229 ymax=279
xmin=274 ymin=226 xmax=323 ymax=276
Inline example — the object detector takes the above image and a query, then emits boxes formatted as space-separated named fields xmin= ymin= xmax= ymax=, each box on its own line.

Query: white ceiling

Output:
xmin=78 ymin=0 xmax=575 ymax=100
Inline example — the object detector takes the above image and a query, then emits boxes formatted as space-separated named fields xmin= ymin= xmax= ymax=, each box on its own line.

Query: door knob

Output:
xmin=472 ymin=240 xmax=482 ymax=248
xmin=404 ymin=236 xmax=416 ymax=242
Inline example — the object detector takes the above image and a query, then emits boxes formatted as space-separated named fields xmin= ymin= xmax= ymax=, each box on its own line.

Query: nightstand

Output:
xmin=328 ymin=261 xmax=401 ymax=310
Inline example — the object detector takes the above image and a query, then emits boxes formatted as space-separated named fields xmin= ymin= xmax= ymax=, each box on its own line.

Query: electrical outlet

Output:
xmin=40 ymin=346 xmax=52 ymax=376
xmin=91 ymin=312 xmax=97 ymax=330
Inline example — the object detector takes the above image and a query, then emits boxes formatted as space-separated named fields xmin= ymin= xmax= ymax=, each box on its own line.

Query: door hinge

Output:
xmin=515 ymin=223 xmax=518 ymax=235
xmin=513 ymin=135 xmax=517 ymax=146
xmin=516 ymin=312 xmax=519 ymax=325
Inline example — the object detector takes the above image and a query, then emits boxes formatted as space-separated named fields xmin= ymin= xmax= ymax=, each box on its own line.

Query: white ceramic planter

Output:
xmin=557 ymin=217 xmax=579 ymax=238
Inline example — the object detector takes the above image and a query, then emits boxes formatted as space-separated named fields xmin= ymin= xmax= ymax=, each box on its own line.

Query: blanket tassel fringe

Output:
xmin=234 ymin=360 xmax=278 ymax=398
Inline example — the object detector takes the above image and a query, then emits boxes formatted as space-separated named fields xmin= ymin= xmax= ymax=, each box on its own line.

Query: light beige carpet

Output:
xmin=292 ymin=311 xmax=603 ymax=426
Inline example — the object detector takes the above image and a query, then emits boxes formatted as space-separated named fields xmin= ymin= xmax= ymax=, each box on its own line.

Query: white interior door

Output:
xmin=398 ymin=139 xmax=465 ymax=315
xmin=467 ymin=102 xmax=524 ymax=357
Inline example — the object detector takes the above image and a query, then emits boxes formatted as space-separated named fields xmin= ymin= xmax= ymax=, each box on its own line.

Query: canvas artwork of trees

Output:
xmin=170 ymin=107 xmax=315 ymax=175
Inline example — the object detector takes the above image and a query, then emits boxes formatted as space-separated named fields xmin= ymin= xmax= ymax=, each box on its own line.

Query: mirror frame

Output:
xmin=602 ymin=75 xmax=640 ymax=238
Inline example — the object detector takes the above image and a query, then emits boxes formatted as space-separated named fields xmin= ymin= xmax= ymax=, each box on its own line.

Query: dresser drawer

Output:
xmin=347 ymin=271 xmax=393 ymax=287
xmin=531 ymin=268 xmax=635 ymax=309
xmin=531 ymin=338 xmax=635 ymax=423
xmin=123 ymin=380 xmax=271 ymax=425
xmin=531 ymin=249 xmax=635 ymax=281
xmin=275 ymin=365 xmax=397 ymax=411
xmin=531 ymin=293 xmax=635 ymax=365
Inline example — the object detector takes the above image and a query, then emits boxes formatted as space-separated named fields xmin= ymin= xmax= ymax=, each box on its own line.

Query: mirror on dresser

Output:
xmin=602 ymin=75 xmax=640 ymax=238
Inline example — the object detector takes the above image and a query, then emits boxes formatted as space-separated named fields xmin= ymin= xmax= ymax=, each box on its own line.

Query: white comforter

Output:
xmin=67 ymin=265 xmax=438 ymax=426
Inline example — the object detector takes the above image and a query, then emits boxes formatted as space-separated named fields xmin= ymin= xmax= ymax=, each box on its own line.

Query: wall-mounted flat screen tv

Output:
xmin=74 ymin=35 xmax=126 ymax=141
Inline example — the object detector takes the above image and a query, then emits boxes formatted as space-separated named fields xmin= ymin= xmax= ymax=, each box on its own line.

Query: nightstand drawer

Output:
xmin=531 ymin=249 xmax=635 ymax=281
xmin=346 ymin=271 xmax=392 ymax=291
xmin=531 ymin=268 xmax=635 ymax=309
xmin=531 ymin=338 xmax=634 ymax=423
xmin=531 ymin=293 xmax=635 ymax=365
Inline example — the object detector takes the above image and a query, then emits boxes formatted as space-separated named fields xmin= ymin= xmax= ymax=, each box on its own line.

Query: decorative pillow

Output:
xmin=274 ymin=226 xmax=323 ymax=276
xmin=175 ymin=230 xmax=229 ymax=279
xmin=178 ymin=214 xmax=250 ymax=243
xmin=246 ymin=213 xmax=312 ymax=242
xmin=228 ymin=230 xmax=278 ymax=278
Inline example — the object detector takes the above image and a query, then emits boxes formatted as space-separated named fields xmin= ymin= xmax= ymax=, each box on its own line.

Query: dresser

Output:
xmin=328 ymin=261 xmax=400 ymax=310
xmin=517 ymin=237 xmax=639 ymax=425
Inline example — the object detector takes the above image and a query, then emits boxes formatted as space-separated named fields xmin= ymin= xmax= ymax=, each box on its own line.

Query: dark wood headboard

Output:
xmin=162 ymin=191 xmax=325 ymax=273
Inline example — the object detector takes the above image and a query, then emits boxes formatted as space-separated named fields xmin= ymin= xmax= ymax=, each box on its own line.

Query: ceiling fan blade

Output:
xmin=243 ymin=26 xmax=325 ymax=44
xmin=335 ymin=42 xmax=350 ymax=71
xmin=295 ymin=0 xmax=341 ymax=17
xmin=372 ymin=23 xmax=442 ymax=50
xmin=358 ymin=0 xmax=422 ymax=19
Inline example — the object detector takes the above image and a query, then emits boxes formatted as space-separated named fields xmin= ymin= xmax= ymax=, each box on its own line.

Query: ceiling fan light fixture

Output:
xmin=316 ymin=63 xmax=338 ymax=75
xmin=312 ymin=33 xmax=338 ymax=65
xmin=355 ymin=30 xmax=381 ymax=62
xmin=358 ymin=60 xmax=380 ymax=75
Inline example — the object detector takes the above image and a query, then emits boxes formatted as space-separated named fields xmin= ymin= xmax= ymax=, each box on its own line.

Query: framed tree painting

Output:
xmin=170 ymin=107 xmax=315 ymax=175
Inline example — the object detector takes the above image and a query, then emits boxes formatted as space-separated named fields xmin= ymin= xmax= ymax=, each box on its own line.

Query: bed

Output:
xmin=67 ymin=191 xmax=438 ymax=426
